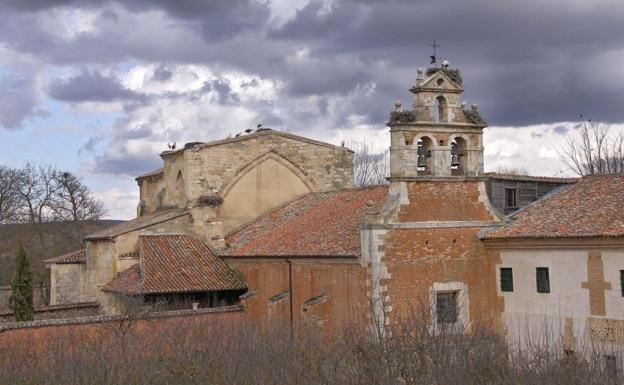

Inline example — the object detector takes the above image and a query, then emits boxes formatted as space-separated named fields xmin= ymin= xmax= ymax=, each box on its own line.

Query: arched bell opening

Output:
xmin=417 ymin=136 xmax=434 ymax=175
xmin=450 ymin=137 xmax=467 ymax=176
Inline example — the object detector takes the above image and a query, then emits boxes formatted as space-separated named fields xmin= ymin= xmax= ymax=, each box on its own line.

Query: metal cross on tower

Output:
xmin=428 ymin=38 xmax=440 ymax=65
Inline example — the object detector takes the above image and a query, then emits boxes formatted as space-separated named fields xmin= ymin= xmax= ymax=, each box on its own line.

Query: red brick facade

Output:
xmin=381 ymin=181 xmax=503 ymax=328
xmin=229 ymin=258 xmax=368 ymax=337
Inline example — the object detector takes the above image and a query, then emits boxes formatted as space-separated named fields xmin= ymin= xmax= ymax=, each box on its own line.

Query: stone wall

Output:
xmin=50 ymin=263 xmax=87 ymax=305
xmin=0 ymin=302 xmax=99 ymax=323
xmin=138 ymin=131 xmax=354 ymax=233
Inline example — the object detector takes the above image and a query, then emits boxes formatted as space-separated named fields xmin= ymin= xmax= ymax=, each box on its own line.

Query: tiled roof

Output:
xmin=226 ymin=186 xmax=388 ymax=257
xmin=44 ymin=249 xmax=86 ymax=264
xmin=135 ymin=167 xmax=164 ymax=181
xmin=485 ymin=172 xmax=578 ymax=184
xmin=103 ymin=234 xmax=247 ymax=295
xmin=482 ymin=174 xmax=624 ymax=239
xmin=84 ymin=209 xmax=189 ymax=240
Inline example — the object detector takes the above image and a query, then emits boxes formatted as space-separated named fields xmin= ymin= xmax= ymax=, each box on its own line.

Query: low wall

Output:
xmin=0 ymin=305 xmax=245 ymax=359
xmin=0 ymin=302 xmax=100 ymax=323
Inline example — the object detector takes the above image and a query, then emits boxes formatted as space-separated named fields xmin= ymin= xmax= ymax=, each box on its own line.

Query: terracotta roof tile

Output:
xmin=85 ymin=209 xmax=189 ymax=240
xmin=482 ymin=174 xmax=624 ymax=239
xmin=44 ymin=249 xmax=86 ymax=264
xmin=103 ymin=234 xmax=247 ymax=295
xmin=226 ymin=186 xmax=388 ymax=257
xmin=485 ymin=172 xmax=578 ymax=184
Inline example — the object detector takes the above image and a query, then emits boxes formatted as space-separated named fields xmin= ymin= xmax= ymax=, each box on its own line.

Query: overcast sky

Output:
xmin=1 ymin=0 xmax=623 ymax=219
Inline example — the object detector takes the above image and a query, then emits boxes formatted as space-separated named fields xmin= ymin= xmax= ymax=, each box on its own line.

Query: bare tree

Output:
xmin=50 ymin=171 xmax=105 ymax=240
xmin=495 ymin=166 xmax=529 ymax=175
xmin=0 ymin=165 xmax=19 ymax=223
xmin=559 ymin=122 xmax=624 ymax=176
xmin=349 ymin=141 xmax=390 ymax=187
xmin=14 ymin=163 xmax=59 ymax=224
xmin=1 ymin=164 xmax=107 ymax=301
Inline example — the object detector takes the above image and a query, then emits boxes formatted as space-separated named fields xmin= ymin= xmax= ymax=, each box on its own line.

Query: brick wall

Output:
xmin=0 ymin=306 xmax=244 ymax=356
xmin=397 ymin=181 xmax=497 ymax=222
xmin=380 ymin=180 xmax=503 ymax=328
xmin=382 ymin=227 xmax=502 ymax=327
xmin=229 ymin=258 xmax=368 ymax=337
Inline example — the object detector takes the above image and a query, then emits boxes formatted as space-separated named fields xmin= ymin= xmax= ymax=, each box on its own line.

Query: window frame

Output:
xmin=620 ymin=270 xmax=624 ymax=297
xmin=500 ymin=267 xmax=514 ymax=292
xmin=436 ymin=291 xmax=459 ymax=325
xmin=504 ymin=187 xmax=518 ymax=208
xmin=536 ymin=267 xmax=550 ymax=293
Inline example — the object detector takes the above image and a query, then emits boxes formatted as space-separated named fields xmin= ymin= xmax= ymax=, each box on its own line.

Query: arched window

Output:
xmin=174 ymin=170 xmax=184 ymax=203
xmin=435 ymin=96 xmax=447 ymax=122
xmin=450 ymin=137 xmax=467 ymax=176
xmin=417 ymin=136 xmax=434 ymax=175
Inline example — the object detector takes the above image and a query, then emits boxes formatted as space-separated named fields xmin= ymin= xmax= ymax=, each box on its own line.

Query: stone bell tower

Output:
xmin=388 ymin=64 xmax=487 ymax=179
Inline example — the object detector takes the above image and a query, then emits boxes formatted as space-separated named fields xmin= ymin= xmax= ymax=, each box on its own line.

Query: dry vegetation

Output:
xmin=0 ymin=310 xmax=621 ymax=385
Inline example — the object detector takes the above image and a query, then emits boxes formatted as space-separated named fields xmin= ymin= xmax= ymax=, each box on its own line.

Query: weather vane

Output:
xmin=428 ymin=38 xmax=440 ymax=66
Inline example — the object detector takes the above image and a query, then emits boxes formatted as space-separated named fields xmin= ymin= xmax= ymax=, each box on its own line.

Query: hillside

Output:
xmin=0 ymin=220 xmax=124 ymax=287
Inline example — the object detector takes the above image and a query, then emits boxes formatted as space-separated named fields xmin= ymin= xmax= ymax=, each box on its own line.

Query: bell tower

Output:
xmin=388 ymin=64 xmax=487 ymax=179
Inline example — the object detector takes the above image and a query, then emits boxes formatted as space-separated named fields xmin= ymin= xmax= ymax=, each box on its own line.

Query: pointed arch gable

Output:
xmin=219 ymin=151 xmax=315 ymax=233
xmin=220 ymin=151 xmax=315 ymax=197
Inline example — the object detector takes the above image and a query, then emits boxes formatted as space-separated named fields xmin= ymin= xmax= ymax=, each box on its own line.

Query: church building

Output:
xmin=43 ymin=63 xmax=622 ymax=350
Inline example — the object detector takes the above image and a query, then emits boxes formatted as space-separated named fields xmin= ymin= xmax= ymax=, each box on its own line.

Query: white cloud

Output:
xmin=93 ymin=187 xmax=139 ymax=220
xmin=38 ymin=8 xmax=99 ymax=41
xmin=484 ymin=123 xmax=575 ymax=176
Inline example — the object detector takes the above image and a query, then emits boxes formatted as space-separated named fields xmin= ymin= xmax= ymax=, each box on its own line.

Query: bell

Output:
xmin=417 ymin=154 xmax=428 ymax=168
xmin=451 ymin=154 xmax=461 ymax=167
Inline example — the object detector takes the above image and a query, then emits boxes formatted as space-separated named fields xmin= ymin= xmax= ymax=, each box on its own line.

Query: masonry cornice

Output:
xmin=481 ymin=237 xmax=624 ymax=249
xmin=363 ymin=220 xmax=503 ymax=230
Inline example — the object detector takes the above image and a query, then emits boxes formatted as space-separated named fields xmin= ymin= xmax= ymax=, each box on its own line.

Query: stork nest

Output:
xmin=196 ymin=195 xmax=224 ymax=207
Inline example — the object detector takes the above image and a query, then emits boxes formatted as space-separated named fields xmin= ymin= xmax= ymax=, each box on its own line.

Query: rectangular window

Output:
xmin=620 ymin=270 xmax=624 ymax=297
xmin=500 ymin=268 xmax=514 ymax=292
xmin=436 ymin=291 xmax=458 ymax=324
xmin=504 ymin=188 xmax=518 ymax=208
xmin=536 ymin=267 xmax=550 ymax=293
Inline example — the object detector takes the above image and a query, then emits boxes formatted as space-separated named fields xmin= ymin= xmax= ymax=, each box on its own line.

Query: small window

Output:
xmin=620 ymin=270 xmax=624 ymax=297
xmin=436 ymin=291 xmax=458 ymax=324
xmin=500 ymin=268 xmax=513 ymax=292
xmin=504 ymin=188 xmax=518 ymax=208
xmin=536 ymin=267 xmax=550 ymax=293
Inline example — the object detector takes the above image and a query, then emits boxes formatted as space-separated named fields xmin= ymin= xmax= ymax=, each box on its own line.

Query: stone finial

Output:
xmin=471 ymin=103 xmax=479 ymax=111
xmin=394 ymin=101 xmax=402 ymax=112
xmin=416 ymin=68 xmax=425 ymax=86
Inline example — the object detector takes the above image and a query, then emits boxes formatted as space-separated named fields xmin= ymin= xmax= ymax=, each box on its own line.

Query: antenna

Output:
xmin=428 ymin=38 xmax=440 ymax=66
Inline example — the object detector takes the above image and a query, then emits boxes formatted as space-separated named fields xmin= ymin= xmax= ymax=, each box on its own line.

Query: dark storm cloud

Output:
xmin=269 ymin=0 xmax=624 ymax=125
xmin=48 ymin=71 xmax=146 ymax=103
xmin=93 ymin=150 xmax=161 ymax=176
xmin=2 ymin=0 xmax=624 ymax=130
